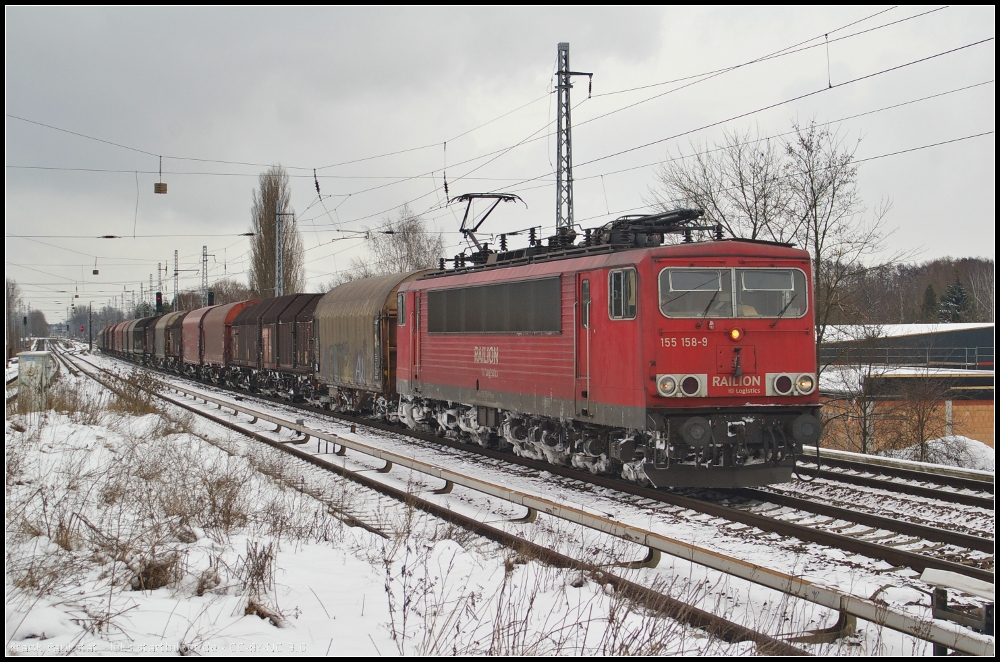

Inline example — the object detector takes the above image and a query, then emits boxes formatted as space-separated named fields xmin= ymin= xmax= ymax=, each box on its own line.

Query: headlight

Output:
xmin=796 ymin=373 xmax=815 ymax=394
xmin=656 ymin=374 xmax=677 ymax=396
xmin=773 ymin=374 xmax=793 ymax=395
xmin=681 ymin=375 xmax=702 ymax=396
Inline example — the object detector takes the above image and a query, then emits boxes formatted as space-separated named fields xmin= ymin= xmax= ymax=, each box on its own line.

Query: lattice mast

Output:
xmin=201 ymin=246 xmax=208 ymax=307
xmin=173 ymin=250 xmax=179 ymax=309
xmin=555 ymin=42 xmax=591 ymax=237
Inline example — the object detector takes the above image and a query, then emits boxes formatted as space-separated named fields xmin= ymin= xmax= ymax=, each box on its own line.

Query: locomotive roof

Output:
xmin=417 ymin=238 xmax=810 ymax=283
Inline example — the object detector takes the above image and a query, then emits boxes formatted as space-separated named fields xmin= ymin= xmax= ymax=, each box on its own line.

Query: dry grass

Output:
xmin=107 ymin=368 xmax=162 ymax=417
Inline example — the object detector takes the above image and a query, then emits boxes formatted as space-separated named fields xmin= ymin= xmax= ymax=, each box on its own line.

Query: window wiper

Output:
xmin=696 ymin=291 xmax=719 ymax=328
xmin=770 ymin=293 xmax=798 ymax=328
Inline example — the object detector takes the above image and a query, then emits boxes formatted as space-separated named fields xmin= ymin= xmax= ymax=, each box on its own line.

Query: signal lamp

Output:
xmin=796 ymin=373 xmax=815 ymax=394
xmin=774 ymin=374 xmax=793 ymax=395
xmin=729 ymin=327 xmax=743 ymax=341
xmin=656 ymin=375 xmax=677 ymax=397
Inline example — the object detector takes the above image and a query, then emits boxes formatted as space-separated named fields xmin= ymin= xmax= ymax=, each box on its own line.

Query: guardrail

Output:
xmin=162 ymin=380 xmax=993 ymax=656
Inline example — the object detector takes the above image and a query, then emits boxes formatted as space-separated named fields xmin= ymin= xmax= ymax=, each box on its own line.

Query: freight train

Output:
xmin=100 ymin=209 xmax=821 ymax=488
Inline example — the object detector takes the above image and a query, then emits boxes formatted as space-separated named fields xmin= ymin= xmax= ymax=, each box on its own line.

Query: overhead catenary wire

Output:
xmin=482 ymin=41 xmax=996 ymax=199
xmin=7 ymin=9 xmax=948 ymax=205
xmin=8 ymin=16 xmax=991 ymax=305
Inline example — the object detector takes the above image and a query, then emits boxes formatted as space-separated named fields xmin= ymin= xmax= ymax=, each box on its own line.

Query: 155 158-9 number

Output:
xmin=660 ymin=337 xmax=708 ymax=348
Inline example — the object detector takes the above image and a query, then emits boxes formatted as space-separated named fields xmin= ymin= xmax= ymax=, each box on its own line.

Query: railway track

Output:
xmin=87 ymin=348 xmax=994 ymax=584
xmin=53 ymin=345 xmax=810 ymax=656
xmin=794 ymin=460 xmax=993 ymax=509
xmin=64 ymin=349 xmax=995 ymax=654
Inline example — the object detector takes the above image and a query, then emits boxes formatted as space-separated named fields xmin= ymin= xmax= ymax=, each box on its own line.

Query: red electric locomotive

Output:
xmin=395 ymin=209 xmax=821 ymax=488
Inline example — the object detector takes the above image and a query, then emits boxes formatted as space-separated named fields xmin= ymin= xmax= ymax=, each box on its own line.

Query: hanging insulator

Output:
xmin=439 ymin=258 xmax=446 ymax=270
xmin=529 ymin=227 xmax=537 ymax=246
xmin=584 ymin=228 xmax=592 ymax=246
xmin=499 ymin=234 xmax=507 ymax=251
xmin=684 ymin=229 xmax=693 ymax=243
xmin=715 ymin=224 xmax=724 ymax=241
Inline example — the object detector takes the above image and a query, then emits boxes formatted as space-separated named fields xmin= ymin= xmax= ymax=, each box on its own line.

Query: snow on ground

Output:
xmin=7 ymin=369 xmax=767 ymax=656
xmin=824 ymin=323 xmax=993 ymax=343
xmin=69 ymin=354 xmax=981 ymax=656
xmin=877 ymin=436 xmax=995 ymax=473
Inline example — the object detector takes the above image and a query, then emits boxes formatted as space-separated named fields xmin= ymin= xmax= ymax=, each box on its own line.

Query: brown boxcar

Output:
xmin=110 ymin=322 xmax=122 ymax=353
xmin=116 ymin=321 xmax=129 ymax=353
xmin=202 ymin=300 xmax=258 ymax=367
xmin=281 ymin=294 xmax=322 ymax=372
xmin=230 ymin=299 xmax=278 ymax=369
xmin=182 ymin=306 xmax=216 ymax=366
xmin=133 ymin=317 xmax=159 ymax=355
xmin=260 ymin=295 xmax=302 ymax=370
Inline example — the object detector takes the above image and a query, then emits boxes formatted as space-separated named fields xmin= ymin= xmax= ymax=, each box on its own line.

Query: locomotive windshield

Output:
xmin=659 ymin=269 xmax=732 ymax=318
xmin=659 ymin=268 xmax=807 ymax=318
xmin=736 ymin=268 xmax=807 ymax=318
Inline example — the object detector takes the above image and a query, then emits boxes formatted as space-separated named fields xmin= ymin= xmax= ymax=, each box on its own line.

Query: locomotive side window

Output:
xmin=659 ymin=269 xmax=733 ymax=318
xmin=736 ymin=269 xmax=807 ymax=318
xmin=581 ymin=279 xmax=590 ymax=328
xmin=608 ymin=268 xmax=637 ymax=320
xmin=397 ymin=292 xmax=406 ymax=326
xmin=427 ymin=277 xmax=561 ymax=333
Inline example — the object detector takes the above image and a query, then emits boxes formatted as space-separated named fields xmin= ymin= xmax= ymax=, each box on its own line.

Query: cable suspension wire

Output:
xmin=10 ymin=23 xmax=991 ymax=291
xmin=7 ymin=11 xmax=947 ymax=202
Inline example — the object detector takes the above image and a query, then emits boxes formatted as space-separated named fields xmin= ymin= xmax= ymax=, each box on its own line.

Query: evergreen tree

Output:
xmin=938 ymin=275 xmax=971 ymax=323
xmin=921 ymin=284 xmax=937 ymax=322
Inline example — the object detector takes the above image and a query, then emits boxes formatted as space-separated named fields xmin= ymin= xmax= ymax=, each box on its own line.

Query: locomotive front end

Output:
xmin=618 ymin=244 xmax=821 ymax=488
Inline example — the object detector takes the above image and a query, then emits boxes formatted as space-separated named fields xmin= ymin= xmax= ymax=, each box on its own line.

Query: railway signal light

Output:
xmin=155 ymin=292 xmax=163 ymax=313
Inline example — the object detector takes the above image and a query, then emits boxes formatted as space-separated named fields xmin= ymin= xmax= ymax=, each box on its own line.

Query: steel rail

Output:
xmin=803 ymin=445 xmax=994 ymax=486
xmin=738 ymin=488 xmax=994 ymax=554
xmin=82 ymin=354 xmax=993 ymax=656
xmin=797 ymin=465 xmax=994 ymax=509
xmin=807 ymin=455 xmax=994 ymax=494
xmin=57 ymin=349 xmax=806 ymax=656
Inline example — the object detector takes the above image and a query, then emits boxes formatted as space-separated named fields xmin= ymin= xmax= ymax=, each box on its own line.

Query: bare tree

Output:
xmin=648 ymin=126 xmax=795 ymax=243
xmin=6 ymin=277 xmax=25 ymax=362
xmin=784 ymin=122 xmax=895 ymax=364
xmin=327 ymin=205 xmax=444 ymax=287
xmin=881 ymin=373 xmax=953 ymax=464
xmin=965 ymin=259 xmax=995 ymax=322
xmin=27 ymin=309 xmax=49 ymax=338
xmin=648 ymin=121 xmax=898 ymax=371
xmin=209 ymin=278 xmax=254 ymax=305
xmin=176 ymin=290 xmax=203 ymax=312
xmin=819 ymin=325 xmax=899 ymax=455
xmin=248 ymin=165 xmax=305 ymax=298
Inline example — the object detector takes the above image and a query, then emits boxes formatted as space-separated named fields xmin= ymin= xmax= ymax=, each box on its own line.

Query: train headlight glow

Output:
xmin=796 ymin=373 xmax=815 ymax=394
xmin=729 ymin=327 xmax=743 ymax=341
xmin=656 ymin=375 xmax=677 ymax=397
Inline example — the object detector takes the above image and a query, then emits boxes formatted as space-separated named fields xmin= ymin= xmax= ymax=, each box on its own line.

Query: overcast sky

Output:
xmin=5 ymin=6 xmax=995 ymax=320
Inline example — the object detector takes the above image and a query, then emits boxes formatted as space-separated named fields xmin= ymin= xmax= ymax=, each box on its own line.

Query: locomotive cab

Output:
xmin=615 ymin=241 xmax=821 ymax=488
